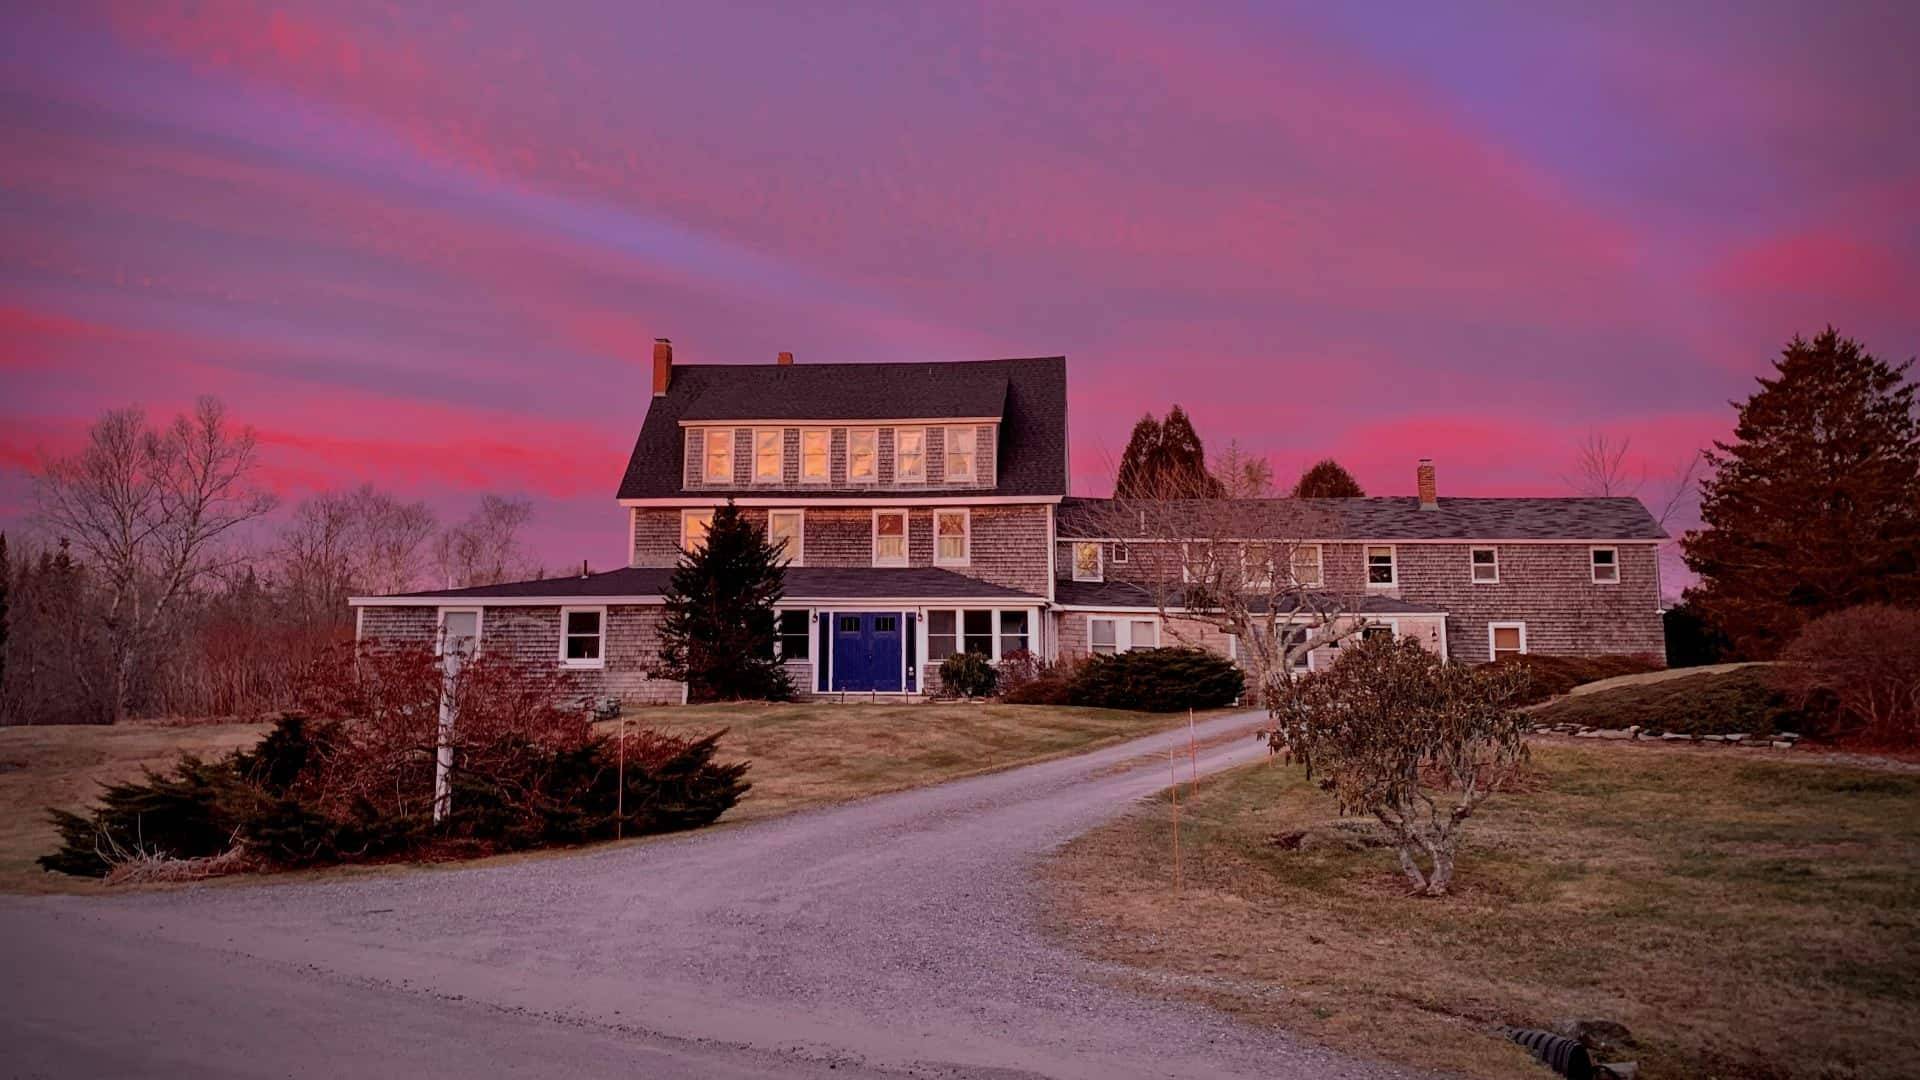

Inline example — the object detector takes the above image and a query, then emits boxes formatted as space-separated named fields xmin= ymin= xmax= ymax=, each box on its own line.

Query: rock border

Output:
xmin=1529 ymin=722 xmax=1799 ymax=749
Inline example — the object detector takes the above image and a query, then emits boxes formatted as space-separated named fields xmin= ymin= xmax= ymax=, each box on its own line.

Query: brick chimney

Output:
xmin=651 ymin=338 xmax=673 ymax=396
xmin=777 ymin=351 xmax=794 ymax=365
xmin=1417 ymin=458 xmax=1438 ymax=510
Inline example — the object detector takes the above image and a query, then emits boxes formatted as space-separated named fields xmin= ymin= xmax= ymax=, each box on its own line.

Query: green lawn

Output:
xmin=1045 ymin=742 xmax=1920 ymax=1079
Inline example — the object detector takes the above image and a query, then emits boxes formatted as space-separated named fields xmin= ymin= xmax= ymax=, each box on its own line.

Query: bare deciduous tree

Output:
xmin=1565 ymin=430 xmax=1641 ymax=497
xmin=435 ymin=494 xmax=539 ymax=588
xmin=281 ymin=485 xmax=437 ymax=621
xmin=33 ymin=398 xmax=276 ymax=722
xmin=1210 ymin=439 xmax=1275 ymax=498
xmin=1267 ymin=636 xmax=1530 ymax=896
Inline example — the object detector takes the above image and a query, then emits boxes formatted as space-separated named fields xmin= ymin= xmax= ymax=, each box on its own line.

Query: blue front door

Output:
xmin=831 ymin=611 xmax=904 ymax=692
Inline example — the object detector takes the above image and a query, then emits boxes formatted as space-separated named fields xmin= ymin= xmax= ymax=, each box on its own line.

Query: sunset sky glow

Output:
xmin=4 ymin=1 xmax=1917 ymax=574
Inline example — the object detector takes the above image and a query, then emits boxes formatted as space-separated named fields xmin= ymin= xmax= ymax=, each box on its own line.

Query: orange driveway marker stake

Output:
xmin=1188 ymin=707 xmax=1198 ymax=793
xmin=1169 ymin=747 xmax=1182 ymax=894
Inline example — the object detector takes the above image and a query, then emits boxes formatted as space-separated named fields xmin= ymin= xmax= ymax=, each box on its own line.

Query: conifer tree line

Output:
xmin=1 ymin=397 xmax=551 ymax=725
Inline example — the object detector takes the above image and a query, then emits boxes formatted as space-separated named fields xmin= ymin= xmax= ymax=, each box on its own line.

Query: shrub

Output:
xmin=41 ymin=643 xmax=751 ymax=878
xmin=1268 ymin=635 xmax=1530 ymax=897
xmin=1774 ymin=605 xmax=1920 ymax=747
xmin=1001 ymin=652 xmax=1078 ymax=706
xmin=1068 ymin=647 xmax=1243 ymax=712
xmin=1529 ymin=665 xmax=1821 ymax=736
xmin=1482 ymin=653 xmax=1664 ymax=705
xmin=939 ymin=651 xmax=998 ymax=699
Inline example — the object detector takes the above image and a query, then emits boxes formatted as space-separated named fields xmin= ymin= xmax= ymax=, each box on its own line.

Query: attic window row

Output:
xmin=695 ymin=425 xmax=982 ymax=485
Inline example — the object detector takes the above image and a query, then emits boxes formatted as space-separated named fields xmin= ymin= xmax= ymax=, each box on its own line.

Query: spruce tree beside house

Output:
xmin=1682 ymin=328 xmax=1920 ymax=657
xmin=659 ymin=502 xmax=793 ymax=702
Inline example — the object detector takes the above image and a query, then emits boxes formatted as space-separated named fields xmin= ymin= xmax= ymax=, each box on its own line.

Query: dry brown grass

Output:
xmin=0 ymin=720 xmax=270 ymax=894
xmin=1044 ymin=742 xmax=1920 ymax=1079
xmin=4 ymin=702 xmax=1195 ymax=891
xmin=622 ymin=701 xmax=1202 ymax=822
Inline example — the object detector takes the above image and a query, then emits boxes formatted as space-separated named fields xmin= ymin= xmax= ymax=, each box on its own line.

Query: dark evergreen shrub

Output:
xmin=1068 ymin=647 xmax=1244 ymax=712
xmin=1481 ymin=654 xmax=1664 ymax=705
xmin=939 ymin=651 xmax=998 ymax=698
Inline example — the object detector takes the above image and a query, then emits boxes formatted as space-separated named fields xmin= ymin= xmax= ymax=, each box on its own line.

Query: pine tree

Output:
xmin=1291 ymin=458 xmax=1366 ymax=498
xmin=1113 ymin=414 xmax=1162 ymax=498
xmin=1682 ymin=328 xmax=1920 ymax=657
xmin=1114 ymin=407 xmax=1221 ymax=498
xmin=659 ymin=503 xmax=793 ymax=701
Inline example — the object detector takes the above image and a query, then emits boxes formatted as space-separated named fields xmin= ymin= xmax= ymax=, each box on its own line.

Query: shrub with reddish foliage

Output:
xmin=1481 ymin=653 xmax=1664 ymax=705
xmin=999 ymin=651 xmax=1079 ymax=705
xmin=1774 ymin=605 xmax=1920 ymax=747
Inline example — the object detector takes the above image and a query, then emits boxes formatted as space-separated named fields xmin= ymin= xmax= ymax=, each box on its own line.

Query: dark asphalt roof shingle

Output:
xmin=361 ymin=566 xmax=1041 ymax=603
xmin=1056 ymin=495 xmax=1667 ymax=541
xmin=1052 ymin=579 xmax=1448 ymax=614
xmin=616 ymin=357 xmax=1068 ymax=499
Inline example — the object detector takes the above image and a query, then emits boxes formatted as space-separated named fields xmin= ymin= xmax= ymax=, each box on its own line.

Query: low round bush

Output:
xmin=939 ymin=651 xmax=998 ymax=698
xmin=1068 ymin=647 xmax=1244 ymax=712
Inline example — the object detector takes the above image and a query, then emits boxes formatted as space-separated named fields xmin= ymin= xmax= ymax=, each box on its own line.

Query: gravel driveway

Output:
xmin=1 ymin=709 xmax=1408 ymax=1079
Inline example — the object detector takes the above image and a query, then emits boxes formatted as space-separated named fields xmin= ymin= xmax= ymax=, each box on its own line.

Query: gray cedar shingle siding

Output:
xmin=619 ymin=358 xmax=1064 ymax=500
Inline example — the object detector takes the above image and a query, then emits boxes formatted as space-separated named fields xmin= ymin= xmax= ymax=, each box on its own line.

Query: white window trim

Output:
xmin=1590 ymin=546 xmax=1620 ymax=584
xmin=774 ymin=607 xmax=812 ymax=661
xmin=1359 ymin=617 xmax=1400 ymax=641
xmin=752 ymin=428 xmax=784 ymax=484
xmin=1470 ymin=546 xmax=1500 ymax=584
xmin=944 ymin=425 xmax=976 ymax=483
xmin=1365 ymin=544 xmax=1397 ymax=589
xmin=872 ymin=508 xmax=909 ymax=567
xmin=847 ymin=428 xmax=878 ymax=484
xmin=1488 ymin=620 xmax=1528 ymax=659
xmin=1289 ymin=543 xmax=1323 ymax=587
xmin=768 ymin=509 xmax=805 ymax=567
xmin=1087 ymin=614 xmax=1159 ymax=655
xmin=1111 ymin=543 xmax=1129 ymax=565
xmin=932 ymin=508 xmax=970 ymax=567
xmin=435 ymin=607 xmax=484 ymax=658
xmin=800 ymin=428 xmax=830 ymax=484
xmin=1072 ymin=541 xmax=1104 ymax=582
xmin=703 ymin=427 xmax=734 ymax=484
xmin=895 ymin=426 xmax=927 ymax=483
xmin=558 ymin=606 xmax=608 ymax=669
xmin=924 ymin=606 xmax=1037 ymax=664
xmin=681 ymin=509 xmax=715 ymax=552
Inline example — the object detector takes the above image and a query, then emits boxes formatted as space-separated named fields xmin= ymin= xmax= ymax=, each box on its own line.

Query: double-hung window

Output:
xmin=1089 ymin=616 xmax=1156 ymax=655
xmin=800 ymin=429 xmax=829 ymax=482
xmin=559 ymin=607 xmax=605 ymax=668
xmin=1072 ymin=541 xmax=1103 ymax=582
xmin=1243 ymin=544 xmax=1273 ymax=590
xmin=1590 ymin=547 xmax=1619 ymax=584
xmin=848 ymin=429 xmax=877 ymax=483
xmin=753 ymin=429 xmax=782 ymax=483
xmin=776 ymin=610 xmax=810 ymax=659
xmin=1289 ymin=544 xmax=1322 ymax=586
xmin=1471 ymin=547 xmax=1499 ymax=583
xmin=1366 ymin=545 xmax=1396 ymax=587
xmin=944 ymin=426 xmax=976 ymax=482
xmin=934 ymin=509 xmax=969 ymax=565
xmin=703 ymin=428 xmax=733 ymax=483
xmin=768 ymin=510 xmax=803 ymax=565
xmin=895 ymin=427 xmax=926 ymax=482
xmin=1281 ymin=625 xmax=1312 ymax=671
xmin=873 ymin=510 xmax=908 ymax=566
xmin=681 ymin=509 xmax=715 ymax=551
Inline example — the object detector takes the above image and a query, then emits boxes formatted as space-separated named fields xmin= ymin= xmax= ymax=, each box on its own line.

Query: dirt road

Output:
xmin=2 ymin=710 xmax=1404 ymax=1078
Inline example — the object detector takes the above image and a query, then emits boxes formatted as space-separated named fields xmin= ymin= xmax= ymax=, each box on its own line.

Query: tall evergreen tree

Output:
xmin=1291 ymin=458 xmax=1366 ymax=498
xmin=1682 ymin=328 xmax=1920 ymax=657
xmin=1114 ymin=407 xmax=1221 ymax=497
xmin=659 ymin=503 xmax=792 ymax=701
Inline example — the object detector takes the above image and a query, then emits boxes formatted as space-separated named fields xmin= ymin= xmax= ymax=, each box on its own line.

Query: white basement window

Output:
xmin=1489 ymin=622 xmax=1526 ymax=661
xmin=934 ymin=509 xmax=969 ymax=566
xmin=703 ymin=428 xmax=734 ymax=483
xmin=873 ymin=509 xmax=908 ymax=566
xmin=801 ymin=429 xmax=829 ymax=482
xmin=560 ymin=607 xmax=606 ymax=668
xmin=1590 ymin=546 xmax=1619 ymax=584
xmin=1366 ymin=545 xmax=1396 ymax=587
xmin=945 ymin=426 xmax=976 ymax=483
xmin=1471 ymin=547 xmax=1499 ymax=583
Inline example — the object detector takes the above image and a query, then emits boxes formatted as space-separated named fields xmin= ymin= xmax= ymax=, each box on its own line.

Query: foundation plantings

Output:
xmin=1266 ymin=635 xmax=1529 ymax=896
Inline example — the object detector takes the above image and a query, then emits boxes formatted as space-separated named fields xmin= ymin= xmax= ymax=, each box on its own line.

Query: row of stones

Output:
xmin=1530 ymin=723 xmax=1802 ymax=749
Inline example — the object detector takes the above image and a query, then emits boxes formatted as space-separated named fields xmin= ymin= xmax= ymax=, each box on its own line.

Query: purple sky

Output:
xmin=4 ymin=1 xmax=1916 ymax=587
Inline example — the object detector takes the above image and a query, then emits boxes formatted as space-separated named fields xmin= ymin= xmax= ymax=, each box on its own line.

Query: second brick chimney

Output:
xmin=777 ymin=351 xmax=794 ymax=365
xmin=1417 ymin=458 xmax=1438 ymax=510
xmin=652 ymin=338 xmax=673 ymax=396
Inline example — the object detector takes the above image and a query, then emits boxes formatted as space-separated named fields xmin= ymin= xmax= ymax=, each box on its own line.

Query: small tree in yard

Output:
xmin=1774 ymin=605 xmax=1920 ymax=747
xmin=660 ymin=502 xmax=792 ymax=702
xmin=1267 ymin=636 xmax=1530 ymax=897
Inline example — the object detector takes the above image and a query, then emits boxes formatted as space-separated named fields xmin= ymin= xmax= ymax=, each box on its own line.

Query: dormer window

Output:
xmin=896 ymin=428 xmax=926 ymax=482
xmin=848 ymin=429 xmax=877 ymax=483
xmin=703 ymin=428 xmax=733 ymax=483
xmin=945 ymin=426 xmax=976 ymax=483
xmin=753 ymin=429 xmax=782 ymax=483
